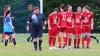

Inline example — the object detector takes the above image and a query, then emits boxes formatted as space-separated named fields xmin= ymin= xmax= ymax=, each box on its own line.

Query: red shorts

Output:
xmin=82 ymin=26 xmax=91 ymax=33
xmin=74 ymin=26 xmax=82 ymax=34
xmin=48 ymin=27 xmax=58 ymax=37
xmin=66 ymin=28 xmax=73 ymax=33
xmin=58 ymin=27 xmax=66 ymax=32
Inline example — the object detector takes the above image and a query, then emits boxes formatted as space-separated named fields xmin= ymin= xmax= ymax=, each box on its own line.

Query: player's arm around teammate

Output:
xmin=81 ymin=6 xmax=94 ymax=48
xmin=66 ymin=5 xmax=74 ymax=49
xmin=73 ymin=7 xmax=82 ymax=48
xmin=58 ymin=4 xmax=67 ymax=48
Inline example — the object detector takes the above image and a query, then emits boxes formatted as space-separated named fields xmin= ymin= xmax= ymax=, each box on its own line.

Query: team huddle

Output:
xmin=48 ymin=4 xmax=95 ymax=49
xmin=1 ymin=4 xmax=99 ymax=51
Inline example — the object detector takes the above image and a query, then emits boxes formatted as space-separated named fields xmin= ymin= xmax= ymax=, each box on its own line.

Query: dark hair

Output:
xmin=33 ymin=7 xmax=39 ymax=10
xmin=84 ymin=6 xmax=91 ymax=11
xmin=65 ymin=5 xmax=72 ymax=11
xmin=4 ymin=5 xmax=10 ymax=11
xmin=54 ymin=8 xmax=59 ymax=12
xmin=5 ymin=10 xmax=11 ymax=17
xmin=32 ymin=7 xmax=40 ymax=12
xmin=66 ymin=5 xmax=72 ymax=8
xmin=28 ymin=4 xmax=33 ymax=11
xmin=60 ymin=4 xmax=65 ymax=9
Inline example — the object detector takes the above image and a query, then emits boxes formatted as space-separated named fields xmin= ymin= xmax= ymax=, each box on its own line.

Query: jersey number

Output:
xmin=62 ymin=15 xmax=66 ymax=21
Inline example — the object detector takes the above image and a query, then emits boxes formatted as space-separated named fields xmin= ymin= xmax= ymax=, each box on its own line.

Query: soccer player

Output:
xmin=26 ymin=4 xmax=33 ymax=42
xmin=66 ymin=5 xmax=74 ymax=49
xmin=73 ymin=6 xmax=82 ymax=48
xmin=82 ymin=6 xmax=94 ymax=48
xmin=58 ymin=4 xmax=67 ymax=48
xmin=48 ymin=8 xmax=59 ymax=49
xmin=27 ymin=7 xmax=46 ymax=51
xmin=4 ymin=10 xmax=16 ymax=47
xmin=1 ymin=5 xmax=11 ymax=42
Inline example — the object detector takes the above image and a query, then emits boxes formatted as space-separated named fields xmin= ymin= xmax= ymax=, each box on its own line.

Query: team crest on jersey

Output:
xmin=88 ymin=15 xmax=91 ymax=17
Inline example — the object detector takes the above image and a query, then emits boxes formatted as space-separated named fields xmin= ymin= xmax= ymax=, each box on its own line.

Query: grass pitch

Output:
xmin=0 ymin=33 xmax=100 ymax=56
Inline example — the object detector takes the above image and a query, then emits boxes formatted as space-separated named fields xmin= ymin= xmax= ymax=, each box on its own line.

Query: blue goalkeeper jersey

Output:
xmin=4 ymin=16 xmax=13 ymax=32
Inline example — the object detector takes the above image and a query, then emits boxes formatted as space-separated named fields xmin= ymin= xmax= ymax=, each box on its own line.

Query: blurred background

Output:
xmin=0 ymin=0 xmax=100 ymax=33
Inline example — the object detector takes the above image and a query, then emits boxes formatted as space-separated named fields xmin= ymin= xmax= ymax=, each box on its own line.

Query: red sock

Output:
xmin=87 ymin=37 xmax=91 ymax=47
xmin=63 ymin=37 xmax=68 ymax=48
xmin=52 ymin=37 xmax=56 ymax=47
xmin=82 ymin=37 xmax=85 ymax=48
xmin=74 ymin=38 xmax=77 ymax=48
xmin=49 ymin=37 xmax=53 ymax=47
xmin=68 ymin=38 xmax=72 ymax=46
xmin=58 ymin=37 xmax=62 ymax=48
xmin=77 ymin=37 xmax=80 ymax=47
xmin=2 ymin=32 xmax=5 ymax=41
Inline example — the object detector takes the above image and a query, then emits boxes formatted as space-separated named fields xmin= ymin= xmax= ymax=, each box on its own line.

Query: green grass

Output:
xmin=0 ymin=33 xmax=100 ymax=56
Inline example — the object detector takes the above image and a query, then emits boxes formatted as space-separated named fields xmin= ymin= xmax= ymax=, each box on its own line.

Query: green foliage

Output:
xmin=44 ymin=0 xmax=100 ymax=32
xmin=0 ymin=0 xmax=100 ymax=33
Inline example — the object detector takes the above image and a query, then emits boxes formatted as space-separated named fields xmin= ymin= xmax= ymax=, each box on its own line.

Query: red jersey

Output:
xmin=48 ymin=12 xmax=58 ymax=27
xmin=58 ymin=11 xmax=67 ymax=27
xmin=82 ymin=11 xmax=93 ymax=26
xmin=66 ymin=11 xmax=73 ymax=28
xmin=74 ymin=12 xmax=82 ymax=26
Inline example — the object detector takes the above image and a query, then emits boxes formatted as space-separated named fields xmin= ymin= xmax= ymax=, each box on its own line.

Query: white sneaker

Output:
xmin=14 ymin=44 xmax=19 ymax=47
xmin=49 ymin=47 xmax=53 ymax=50
xmin=68 ymin=46 xmax=73 ymax=49
xmin=53 ymin=47 xmax=58 ymax=49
